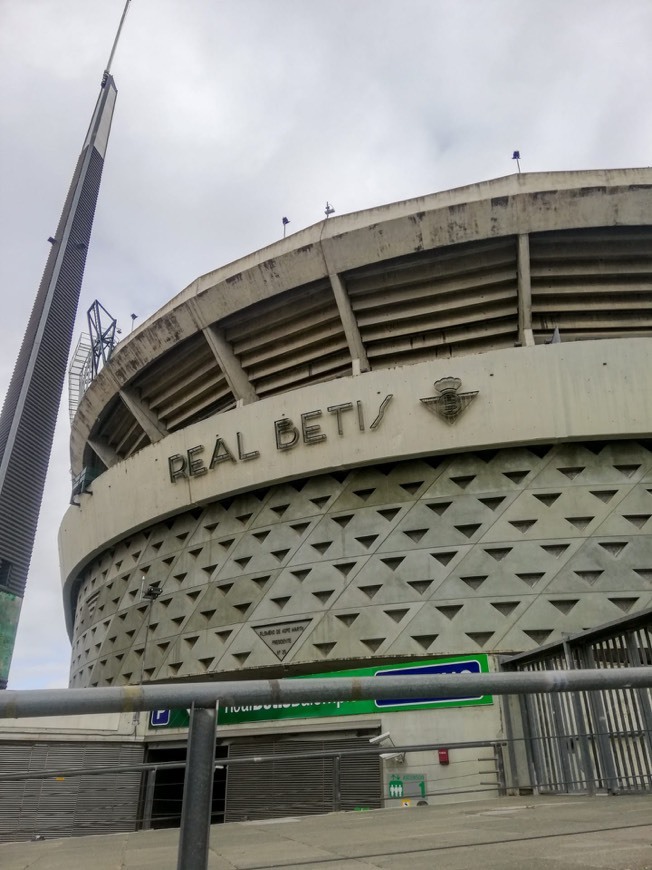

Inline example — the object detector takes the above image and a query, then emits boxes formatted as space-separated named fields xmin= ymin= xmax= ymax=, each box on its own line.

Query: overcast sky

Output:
xmin=1 ymin=0 xmax=650 ymax=690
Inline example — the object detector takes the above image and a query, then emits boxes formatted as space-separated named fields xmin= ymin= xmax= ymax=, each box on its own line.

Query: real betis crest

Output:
xmin=420 ymin=376 xmax=478 ymax=424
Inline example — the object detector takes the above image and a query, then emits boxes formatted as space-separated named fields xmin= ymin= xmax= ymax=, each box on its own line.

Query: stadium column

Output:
xmin=0 ymin=75 xmax=118 ymax=688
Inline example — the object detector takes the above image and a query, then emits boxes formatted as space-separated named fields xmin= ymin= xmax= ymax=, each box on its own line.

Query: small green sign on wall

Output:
xmin=389 ymin=774 xmax=426 ymax=799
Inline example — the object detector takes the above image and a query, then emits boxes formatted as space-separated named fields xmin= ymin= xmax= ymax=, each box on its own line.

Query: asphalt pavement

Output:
xmin=1 ymin=794 xmax=651 ymax=870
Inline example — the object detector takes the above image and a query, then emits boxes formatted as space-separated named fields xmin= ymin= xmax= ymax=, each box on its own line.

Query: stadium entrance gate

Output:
xmin=503 ymin=609 xmax=652 ymax=794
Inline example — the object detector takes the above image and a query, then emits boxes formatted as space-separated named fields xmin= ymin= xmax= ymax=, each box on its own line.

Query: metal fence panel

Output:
xmin=506 ymin=610 xmax=652 ymax=794
xmin=0 ymin=741 xmax=143 ymax=842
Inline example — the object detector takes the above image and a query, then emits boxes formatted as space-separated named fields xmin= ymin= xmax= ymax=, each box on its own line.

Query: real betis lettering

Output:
xmin=167 ymin=394 xmax=393 ymax=483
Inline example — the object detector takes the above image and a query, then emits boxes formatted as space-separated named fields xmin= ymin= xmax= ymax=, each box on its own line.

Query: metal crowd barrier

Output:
xmin=2 ymin=668 xmax=652 ymax=869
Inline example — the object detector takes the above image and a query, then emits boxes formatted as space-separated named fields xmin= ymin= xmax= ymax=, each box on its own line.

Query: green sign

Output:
xmin=149 ymin=655 xmax=491 ymax=729
xmin=388 ymin=774 xmax=426 ymax=800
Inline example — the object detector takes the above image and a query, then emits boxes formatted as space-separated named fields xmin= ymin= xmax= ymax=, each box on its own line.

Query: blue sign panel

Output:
xmin=150 ymin=709 xmax=171 ymax=727
xmin=374 ymin=658 xmax=483 ymax=708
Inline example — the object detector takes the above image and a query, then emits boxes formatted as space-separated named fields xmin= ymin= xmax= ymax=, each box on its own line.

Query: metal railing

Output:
xmin=2 ymin=668 xmax=652 ymax=869
xmin=0 ymin=738 xmax=508 ymax=838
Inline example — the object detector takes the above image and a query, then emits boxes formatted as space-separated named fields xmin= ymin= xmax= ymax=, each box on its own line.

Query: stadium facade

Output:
xmin=53 ymin=168 xmax=652 ymax=817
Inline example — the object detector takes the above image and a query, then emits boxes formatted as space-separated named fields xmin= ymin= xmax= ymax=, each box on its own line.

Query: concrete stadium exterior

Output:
xmin=47 ymin=168 xmax=652 ymax=818
xmin=0 ymin=169 xmax=652 ymax=838
xmin=60 ymin=166 xmax=652 ymax=691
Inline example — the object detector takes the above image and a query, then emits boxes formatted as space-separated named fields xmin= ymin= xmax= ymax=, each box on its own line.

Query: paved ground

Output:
xmin=1 ymin=795 xmax=651 ymax=869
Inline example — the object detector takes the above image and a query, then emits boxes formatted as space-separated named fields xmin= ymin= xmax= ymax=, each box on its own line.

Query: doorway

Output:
xmin=143 ymin=743 xmax=227 ymax=828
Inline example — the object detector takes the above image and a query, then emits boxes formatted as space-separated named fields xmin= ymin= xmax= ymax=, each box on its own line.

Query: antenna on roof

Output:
xmin=104 ymin=0 xmax=132 ymax=79
xmin=324 ymin=201 xmax=335 ymax=218
xmin=512 ymin=150 xmax=522 ymax=173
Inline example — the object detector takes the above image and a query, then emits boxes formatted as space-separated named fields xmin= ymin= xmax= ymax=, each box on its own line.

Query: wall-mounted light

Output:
xmin=143 ymin=583 xmax=161 ymax=601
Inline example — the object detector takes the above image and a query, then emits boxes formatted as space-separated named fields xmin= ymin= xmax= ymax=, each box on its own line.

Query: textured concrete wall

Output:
xmin=61 ymin=338 xmax=652 ymax=605
xmin=66 ymin=428 xmax=652 ymax=687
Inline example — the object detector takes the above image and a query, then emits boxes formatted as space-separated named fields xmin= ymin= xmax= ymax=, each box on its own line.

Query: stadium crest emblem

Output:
xmin=420 ymin=377 xmax=478 ymax=424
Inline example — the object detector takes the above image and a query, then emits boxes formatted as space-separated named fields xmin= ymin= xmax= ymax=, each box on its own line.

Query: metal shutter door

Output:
xmin=225 ymin=735 xmax=381 ymax=822
xmin=0 ymin=741 xmax=144 ymax=842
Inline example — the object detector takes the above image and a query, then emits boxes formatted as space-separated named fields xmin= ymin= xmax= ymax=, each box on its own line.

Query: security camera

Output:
xmin=381 ymin=752 xmax=405 ymax=762
xmin=369 ymin=731 xmax=405 ymax=761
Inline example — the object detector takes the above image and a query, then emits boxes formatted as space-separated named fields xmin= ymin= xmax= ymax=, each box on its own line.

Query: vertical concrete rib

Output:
xmin=202 ymin=324 xmax=258 ymax=404
xmin=0 ymin=76 xmax=118 ymax=687
xmin=328 ymin=272 xmax=370 ymax=373
xmin=119 ymin=387 xmax=168 ymax=443
xmin=87 ymin=437 xmax=121 ymax=469
xmin=517 ymin=233 xmax=535 ymax=347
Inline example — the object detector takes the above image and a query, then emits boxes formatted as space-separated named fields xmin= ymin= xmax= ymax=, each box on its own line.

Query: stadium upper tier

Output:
xmin=70 ymin=168 xmax=652 ymax=478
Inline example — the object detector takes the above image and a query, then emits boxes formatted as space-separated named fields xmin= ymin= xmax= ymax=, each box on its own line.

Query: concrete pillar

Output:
xmin=202 ymin=325 xmax=258 ymax=405
xmin=517 ymin=233 xmax=535 ymax=347
xmin=119 ymin=386 xmax=168 ymax=444
xmin=87 ymin=437 xmax=120 ymax=469
xmin=328 ymin=272 xmax=370 ymax=373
